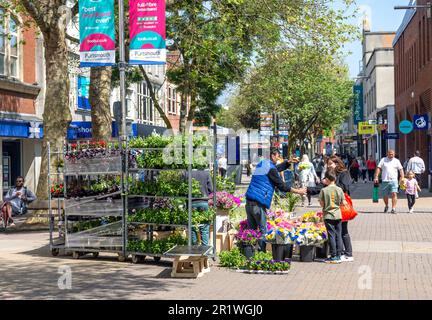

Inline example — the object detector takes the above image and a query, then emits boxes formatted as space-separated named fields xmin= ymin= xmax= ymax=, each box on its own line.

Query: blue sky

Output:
xmin=342 ymin=0 xmax=408 ymax=77
xmin=218 ymin=0 xmax=409 ymax=105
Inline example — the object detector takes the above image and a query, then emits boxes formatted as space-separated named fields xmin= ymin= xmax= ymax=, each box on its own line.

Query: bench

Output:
xmin=165 ymin=245 xmax=212 ymax=278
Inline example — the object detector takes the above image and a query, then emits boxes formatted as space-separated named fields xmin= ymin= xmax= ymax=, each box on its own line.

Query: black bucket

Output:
xmin=300 ymin=245 xmax=315 ymax=262
xmin=240 ymin=244 xmax=255 ymax=259
xmin=315 ymin=242 xmax=329 ymax=259
xmin=271 ymin=244 xmax=293 ymax=261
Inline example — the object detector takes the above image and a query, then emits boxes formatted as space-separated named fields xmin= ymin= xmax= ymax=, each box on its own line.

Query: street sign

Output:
xmin=413 ymin=114 xmax=429 ymax=130
xmin=358 ymin=122 xmax=376 ymax=135
xmin=399 ymin=120 xmax=413 ymax=134
xmin=383 ymin=133 xmax=400 ymax=140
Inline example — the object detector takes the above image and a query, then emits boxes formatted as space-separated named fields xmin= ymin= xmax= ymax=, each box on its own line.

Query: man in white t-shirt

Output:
xmin=218 ymin=155 xmax=228 ymax=178
xmin=374 ymin=150 xmax=404 ymax=214
xmin=406 ymin=150 xmax=425 ymax=185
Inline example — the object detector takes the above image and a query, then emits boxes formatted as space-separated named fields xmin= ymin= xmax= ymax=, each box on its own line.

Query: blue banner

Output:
xmin=353 ymin=85 xmax=363 ymax=125
xmin=77 ymin=76 xmax=91 ymax=110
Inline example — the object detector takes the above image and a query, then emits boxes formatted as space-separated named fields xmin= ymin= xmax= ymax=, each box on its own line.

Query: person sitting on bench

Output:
xmin=1 ymin=176 xmax=36 ymax=228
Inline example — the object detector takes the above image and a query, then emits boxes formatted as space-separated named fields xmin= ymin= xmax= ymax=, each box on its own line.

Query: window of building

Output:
xmin=168 ymin=86 xmax=177 ymax=114
xmin=0 ymin=9 xmax=19 ymax=78
xmin=137 ymin=82 xmax=157 ymax=124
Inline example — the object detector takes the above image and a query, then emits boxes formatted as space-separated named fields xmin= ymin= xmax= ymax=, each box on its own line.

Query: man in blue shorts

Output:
xmin=374 ymin=150 xmax=404 ymax=214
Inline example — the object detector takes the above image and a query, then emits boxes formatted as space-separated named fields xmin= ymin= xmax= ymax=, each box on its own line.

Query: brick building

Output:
xmin=393 ymin=0 xmax=432 ymax=187
xmin=0 ymin=10 xmax=43 ymax=199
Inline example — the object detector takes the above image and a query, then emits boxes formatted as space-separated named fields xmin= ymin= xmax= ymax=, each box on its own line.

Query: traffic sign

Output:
xmin=358 ymin=122 xmax=376 ymax=135
xmin=413 ymin=114 xmax=429 ymax=130
xmin=399 ymin=120 xmax=413 ymax=134
xmin=383 ymin=133 xmax=400 ymax=140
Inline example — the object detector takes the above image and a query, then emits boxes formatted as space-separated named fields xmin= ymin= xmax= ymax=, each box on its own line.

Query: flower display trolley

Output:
xmin=48 ymin=132 xmax=218 ymax=273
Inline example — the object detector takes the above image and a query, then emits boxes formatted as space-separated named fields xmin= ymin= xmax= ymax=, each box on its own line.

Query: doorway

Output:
xmin=2 ymin=140 xmax=21 ymax=195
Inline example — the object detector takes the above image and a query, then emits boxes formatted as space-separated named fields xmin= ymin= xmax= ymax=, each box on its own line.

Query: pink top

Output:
xmin=405 ymin=179 xmax=418 ymax=195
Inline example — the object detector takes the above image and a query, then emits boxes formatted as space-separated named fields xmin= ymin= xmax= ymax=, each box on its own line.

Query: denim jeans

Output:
xmin=342 ymin=221 xmax=352 ymax=257
xmin=245 ymin=200 xmax=267 ymax=252
xmin=324 ymin=219 xmax=343 ymax=258
xmin=191 ymin=224 xmax=210 ymax=245
xmin=191 ymin=201 xmax=210 ymax=245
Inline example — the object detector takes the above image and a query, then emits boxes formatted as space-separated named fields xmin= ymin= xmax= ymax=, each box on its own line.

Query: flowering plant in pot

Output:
xmin=301 ymin=211 xmax=324 ymax=224
xmin=209 ymin=191 xmax=241 ymax=211
xmin=291 ymin=222 xmax=327 ymax=246
xmin=51 ymin=184 xmax=64 ymax=198
xmin=235 ymin=220 xmax=262 ymax=259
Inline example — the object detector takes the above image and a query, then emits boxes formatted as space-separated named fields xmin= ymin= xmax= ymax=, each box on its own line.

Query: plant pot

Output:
xmin=271 ymin=244 xmax=293 ymax=261
xmin=299 ymin=245 xmax=315 ymax=262
xmin=239 ymin=243 xmax=255 ymax=259
xmin=315 ymin=242 xmax=329 ymax=259
xmin=216 ymin=209 xmax=230 ymax=232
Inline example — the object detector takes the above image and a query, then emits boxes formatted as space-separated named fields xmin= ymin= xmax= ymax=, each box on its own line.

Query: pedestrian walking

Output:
xmin=312 ymin=153 xmax=325 ymax=181
xmin=218 ymin=155 xmax=227 ymax=178
xmin=319 ymin=170 xmax=347 ymax=264
xmin=406 ymin=150 xmax=425 ymax=186
xmin=405 ymin=170 xmax=421 ymax=214
xmin=245 ymin=148 xmax=306 ymax=251
xmin=374 ymin=149 xmax=405 ymax=214
xmin=349 ymin=158 xmax=360 ymax=183
xmin=359 ymin=157 xmax=368 ymax=183
xmin=366 ymin=155 xmax=377 ymax=181
xmin=298 ymin=154 xmax=319 ymax=206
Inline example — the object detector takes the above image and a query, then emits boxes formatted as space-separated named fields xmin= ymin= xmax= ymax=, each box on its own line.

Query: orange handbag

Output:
xmin=341 ymin=193 xmax=357 ymax=222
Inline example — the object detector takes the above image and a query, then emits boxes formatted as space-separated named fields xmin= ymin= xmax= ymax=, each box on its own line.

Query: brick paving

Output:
xmin=1 ymin=181 xmax=432 ymax=299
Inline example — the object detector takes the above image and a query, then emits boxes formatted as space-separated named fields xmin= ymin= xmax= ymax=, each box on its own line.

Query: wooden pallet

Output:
xmin=171 ymin=255 xmax=210 ymax=278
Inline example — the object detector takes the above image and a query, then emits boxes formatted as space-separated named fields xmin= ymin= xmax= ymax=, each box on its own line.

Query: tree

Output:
xmin=15 ymin=0 xmax=72 ymax=205
xmin=236 ymin=46 xmax=354 ymax=154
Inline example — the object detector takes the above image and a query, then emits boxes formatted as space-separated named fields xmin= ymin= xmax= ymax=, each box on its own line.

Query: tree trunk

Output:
xmin=179 ymin=93 xmax=187 ymax=133
xmin=89 ymin=67 xmax=113 ymax=140
xmin=19 ymin=1 xmax=72 ymax=225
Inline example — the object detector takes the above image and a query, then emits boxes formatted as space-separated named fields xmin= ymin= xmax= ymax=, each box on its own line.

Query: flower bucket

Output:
xmin=271 ymin=244 xmax=293 ymax=261
xmin=299 ymin=245 xmax=315 ymax=262
xmin=239 ymin=243 xmax=255 ymax=259
xmin=315 ymin=242 xmax=329 ymax=259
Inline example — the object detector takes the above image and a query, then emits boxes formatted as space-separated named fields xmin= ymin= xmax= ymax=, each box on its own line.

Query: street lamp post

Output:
xmin=395 ymin=2 xmax=432 ymax=19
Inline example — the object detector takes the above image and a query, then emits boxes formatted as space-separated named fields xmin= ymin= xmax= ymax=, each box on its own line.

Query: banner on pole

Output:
xmin=129 ymin=0 xmax=166 ymax=65
xmin=79 ymin=0 xmax=116 ymax=67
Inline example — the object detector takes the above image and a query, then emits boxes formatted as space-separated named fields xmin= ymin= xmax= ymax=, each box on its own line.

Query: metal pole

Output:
xmin=48 ymin=142 xmax=53 ymax=248
xmin=212 ymin=120 xmax=217 ymax=258
xmin=188 ymin=131 xmax=193 ymax=247
xmin=118 ymin=0 xmax=128 ymax=258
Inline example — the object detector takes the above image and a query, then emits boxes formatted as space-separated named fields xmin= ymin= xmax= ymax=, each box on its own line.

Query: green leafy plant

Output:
xmin=218 ymin=247 xmax=247 ymax=268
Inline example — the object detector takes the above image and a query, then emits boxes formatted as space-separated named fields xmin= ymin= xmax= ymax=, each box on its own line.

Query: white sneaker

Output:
xmin=409 ymin=209 xmax=414 ymax=214
xmin=340 ymin=255 xmax=354 ymax=262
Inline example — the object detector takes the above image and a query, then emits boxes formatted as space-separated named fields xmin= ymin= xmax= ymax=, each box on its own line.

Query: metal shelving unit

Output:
xmin=125 ymin=141 xmax=215 ymax=264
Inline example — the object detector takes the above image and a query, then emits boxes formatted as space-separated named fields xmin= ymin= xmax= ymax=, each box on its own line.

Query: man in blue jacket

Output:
xmin=245 ymin=148 xmax=306 ymax=251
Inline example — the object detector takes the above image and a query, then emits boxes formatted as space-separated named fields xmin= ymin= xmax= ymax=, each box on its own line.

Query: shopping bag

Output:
xmin=372 ymin=183 xmax=379 ymax=203
xmin=341 ymin=193 xmax=357 ymax=222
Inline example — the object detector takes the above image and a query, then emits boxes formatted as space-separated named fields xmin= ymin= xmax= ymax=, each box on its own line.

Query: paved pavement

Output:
xmin=1 ymin=178 xmax=432 ymax=299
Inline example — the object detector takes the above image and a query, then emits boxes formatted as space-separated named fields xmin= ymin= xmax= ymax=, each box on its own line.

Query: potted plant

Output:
xmin=292 ymin=222 xmax=327 ymax=262
xmin=235 ymin=220 xmax=261 ymax=259
xmin=265 ymin=210 xmax=296 ymax=261
xmin=209 ymin=191 xmax=241 ymax=232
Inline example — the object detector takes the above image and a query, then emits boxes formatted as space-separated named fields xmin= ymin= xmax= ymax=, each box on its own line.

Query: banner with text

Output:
xmin=353 ymin=85 xmax=363 ymax=125
xmin=79 ymin=0 xmax=116 ymax=67
xmin=129 ymin=0 xmax=166 ymax=65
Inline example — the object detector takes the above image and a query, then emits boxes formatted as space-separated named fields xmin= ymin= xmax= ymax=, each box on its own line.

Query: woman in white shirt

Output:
xmin=298 ymin=154 xmax=319 ymax=206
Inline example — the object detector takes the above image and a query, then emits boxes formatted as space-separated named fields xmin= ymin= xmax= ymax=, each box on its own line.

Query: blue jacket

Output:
xmin=245 ymin=160 xmax=277 ymax=209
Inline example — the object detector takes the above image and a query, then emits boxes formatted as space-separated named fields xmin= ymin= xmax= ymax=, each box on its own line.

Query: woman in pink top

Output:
xmin=405 ymin=171 xmax=421 ymax=213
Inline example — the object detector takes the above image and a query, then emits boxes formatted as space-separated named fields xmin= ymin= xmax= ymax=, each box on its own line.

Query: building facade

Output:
xmin=360 ymin=19 xmax=396 ymax=161
xmin=0 ymin=9 xmax=43 ymax=199
xmin=393 ymin=0 xmax=432 ymax=187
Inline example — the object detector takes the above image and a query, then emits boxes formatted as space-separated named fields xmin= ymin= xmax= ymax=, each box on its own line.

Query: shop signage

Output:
xmin=79 ymin=0 xmax=116 ymax=67
xmin=129 ymin=0 xmax=166 ymax=65
xmin=77 ymin=76 xmax=91 ymax=110
xmin=413 ymin=114 xmax=429 ymax=130
xmin=383 ymin=133 xmax=400 ymax=140
xmin=353 ymin=85 xmax=363 ymax=125
xmin=28 ymin=122 xmax=42 ymax=139
xmin=358 ymin=122 xmax=376 ymax=135
xmin=399 ymin=120 xmax=413 ymax=134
